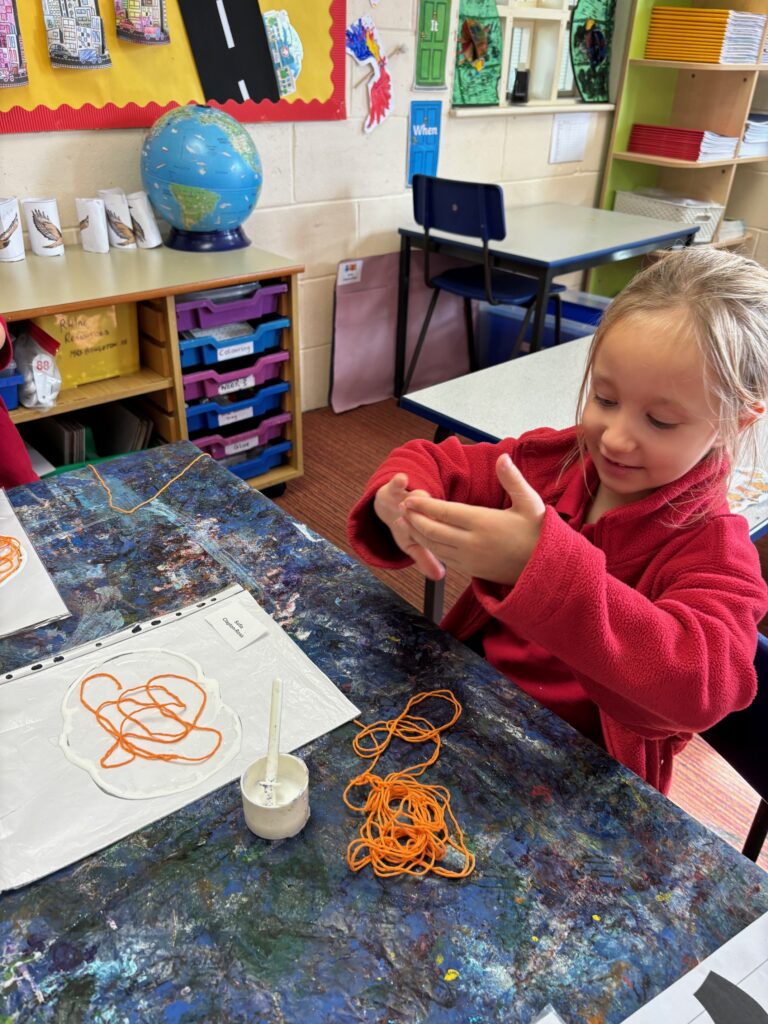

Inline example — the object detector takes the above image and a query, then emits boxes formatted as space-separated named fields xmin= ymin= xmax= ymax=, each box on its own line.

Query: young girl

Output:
xmin=348 ymin=247 xmax=768 ymax=794
xmin=0 ymin=314 xmax=37 ymax=489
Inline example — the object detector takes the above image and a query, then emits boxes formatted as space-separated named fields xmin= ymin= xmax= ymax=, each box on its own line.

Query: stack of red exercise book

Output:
xmin=628 ymin=123 xmax=739 ymax=162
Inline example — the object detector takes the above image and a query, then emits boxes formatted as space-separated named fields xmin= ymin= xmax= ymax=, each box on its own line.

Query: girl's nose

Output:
xmin=602 ymin=420 xmax=636 ymax=454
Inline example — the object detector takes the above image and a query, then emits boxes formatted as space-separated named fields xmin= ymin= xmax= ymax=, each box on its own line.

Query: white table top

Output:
xmin=399 ymin=202 xmax=696 ymax=269
xmin=403 ymin=335 xmax=768 ymax=537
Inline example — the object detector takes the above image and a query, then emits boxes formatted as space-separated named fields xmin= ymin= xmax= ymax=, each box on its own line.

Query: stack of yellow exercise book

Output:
xmin=645 ymin=7 xmax=766 ymax=64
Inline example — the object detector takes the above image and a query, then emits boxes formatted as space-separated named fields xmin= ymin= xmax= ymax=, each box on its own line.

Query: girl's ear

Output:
xmin=738 ymin=402 xmax=766 ymax=433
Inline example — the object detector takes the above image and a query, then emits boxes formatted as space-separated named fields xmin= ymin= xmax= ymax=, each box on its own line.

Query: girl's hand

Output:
xmin=374 ymin=472 xmax=445 ymax=581
xmin=400 ymin=454 xmax=546 ymax=585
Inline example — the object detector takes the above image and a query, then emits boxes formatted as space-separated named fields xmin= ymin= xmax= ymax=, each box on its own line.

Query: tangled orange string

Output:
xmin=79 ymin=671 xmax=223 ymax=769
xmin=0 ymin=534 xmax=23 ymax=585
xmin=343 ymin=690 xmax=476 ymax=879
xmin=88 ymin=452 xmax=210 ymax=515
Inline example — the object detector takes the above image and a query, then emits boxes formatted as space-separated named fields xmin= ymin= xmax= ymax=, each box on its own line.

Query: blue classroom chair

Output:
xmin=402 ymin=174 xmax=565 ymax=396
xmin=701 ymin=632 xmax=768 ymax=861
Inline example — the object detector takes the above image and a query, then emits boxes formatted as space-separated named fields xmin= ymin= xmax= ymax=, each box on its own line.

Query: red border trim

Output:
xmin=0 ymin=0 xmax=346 ymax=134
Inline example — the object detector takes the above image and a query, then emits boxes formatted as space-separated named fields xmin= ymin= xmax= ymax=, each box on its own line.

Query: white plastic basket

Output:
xmin=613 ymin=189 xmax=724 ymax=244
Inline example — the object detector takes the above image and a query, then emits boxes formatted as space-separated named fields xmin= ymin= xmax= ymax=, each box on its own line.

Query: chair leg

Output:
xmin=464 ymin=298 xmax=478 ymax=372
xmin=402 ymin=288 xmax=440 ymax=395
xmin=553 ymin=293 xmax=562 ymax=346
xmin=510 ymin=302 xmax=535 ymax=360
xmin=742 ymin=798 xmax=768 ymax=861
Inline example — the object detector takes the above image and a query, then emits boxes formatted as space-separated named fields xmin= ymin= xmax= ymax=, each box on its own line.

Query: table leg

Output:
xmin=395 ymin=236 xmax=412 ymax=398
xmin=424 ymin=576 xmax=445 ymax=623
xmin=530 ymin=270 xmax=554 ymax=354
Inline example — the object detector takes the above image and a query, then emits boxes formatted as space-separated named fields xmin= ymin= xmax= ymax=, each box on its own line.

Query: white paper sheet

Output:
xmin=621 ymin=911 xmax=768 ymax=1021
xmin=0 ymin=586 xmax=359 ymax=892
xmin=549 ymin=112 xmax=592 ymax=164
xmin=0 ymin=490 xmax=69 ymax=640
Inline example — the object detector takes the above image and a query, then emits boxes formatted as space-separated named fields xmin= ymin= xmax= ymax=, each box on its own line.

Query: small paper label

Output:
xmin=217 ymin=341 xmax=254 ymax=361
xmin=32 ymin=355 xmax=55 ymax=404
xmin=206 ymin=604 xmax=268 ymax=651
xmin=224 ymin=436 xmax=259 ymax=456
xmin=218 ymin=406 xmax=253 ymax=426
xmin=337 ymin=260 xmax=362 ymax=286
xmin=218 ymin=374 xmax=255 ymax=396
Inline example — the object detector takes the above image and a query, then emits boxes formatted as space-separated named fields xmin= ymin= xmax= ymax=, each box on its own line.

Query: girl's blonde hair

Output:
xmin=575 ymin=246 xmax=768 ymax=476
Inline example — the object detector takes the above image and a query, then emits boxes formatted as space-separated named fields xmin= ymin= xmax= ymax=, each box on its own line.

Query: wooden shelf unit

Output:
xmin=591 ymin=0 xmax=768 ymax=296
xmin=2 ymin=245 xmax=304 ymax=490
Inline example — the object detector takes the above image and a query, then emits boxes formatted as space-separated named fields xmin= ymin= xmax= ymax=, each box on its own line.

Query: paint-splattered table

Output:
xmin=1 ymin=443 xmax=766 ymax=1024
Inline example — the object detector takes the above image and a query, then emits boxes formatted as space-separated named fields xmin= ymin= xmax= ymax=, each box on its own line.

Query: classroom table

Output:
xmin=2 ymin=443 xmax=767 ymax=1024
xmin=395 ymin=202 xmax=698 ymax=397
xmin=401 ymin=335 xmax=768 ymax=620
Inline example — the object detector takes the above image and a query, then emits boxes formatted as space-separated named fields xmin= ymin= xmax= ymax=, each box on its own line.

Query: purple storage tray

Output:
xmin=176 ymin=284 xmax=287 ymax=332
xmin=182 ymin=350 xmax=289 ymax=402
xmin=192 ymin=413 xmax=292 ymax=460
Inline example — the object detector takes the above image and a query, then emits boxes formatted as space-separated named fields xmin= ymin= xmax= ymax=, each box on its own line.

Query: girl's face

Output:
xmin=581 ymin=310 xmax=721 ymax=509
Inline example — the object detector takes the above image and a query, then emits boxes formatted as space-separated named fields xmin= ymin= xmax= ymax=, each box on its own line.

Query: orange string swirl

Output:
xmin=79 ymin=671 xmax=223 ymax=769
xmin=0 ymin=535 xmax=23 ymax=585
xmin=343 ymin=690 xmax=476 ymax=879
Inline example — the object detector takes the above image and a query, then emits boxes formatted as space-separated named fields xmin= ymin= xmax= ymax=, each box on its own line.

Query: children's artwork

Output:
xmin=569 ymin=0 xmax=616 ymax=104
xmin=451 ymin=0 xmax=502 ymax=107
xmin=264 ymin=9 xmax=304 ymax=98
xmin=176 ymin=0 xmax=279 ymax=104
xmin=0 ymin=489 xmax=69 ymax=640
xmin=61 ymin=649 xmax=242 ymax=799
xmin=41 ymin=0 xmax=111 ymax=70
xmin=1 ymin=0 xmax=345 ymax=132
xmin=0 ymin=0 xmax=27 ymax=88
xmin=415 ymin=0 xmax=449 ymax=88
xmin=114 ymin=0 xmax=170 ymax=45
xmin=407 ymin=100 xmax=442 ymax=186
xmin=621 ymin=911 xmax=768 ymax=1021
xmin=728 ymin=465 xmax=768 ymax=514
xmin=0 ymin=585 xmax=359 ymax=892
xmin=346 ymin=15 xmax=393 ymax=133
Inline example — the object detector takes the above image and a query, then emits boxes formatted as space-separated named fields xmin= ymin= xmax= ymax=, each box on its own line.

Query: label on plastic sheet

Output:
xmin=337 ymin=260 xmax=363 ymax=286
xmin=205 ymin=604 xmax=268 ymax=652
xmin=218 ymin=374 xmax=255 ymax=396
xmin=217 ymin=341 xmax=254 ymax=362
xmin=224 ymin=436 xmax=259 ymax=456
xmin=218 ymin=406 xmax=254 ymax=426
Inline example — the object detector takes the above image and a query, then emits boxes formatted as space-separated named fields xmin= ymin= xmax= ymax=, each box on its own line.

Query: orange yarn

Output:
xmin=79 ymin=671 xmax=223 ymax=769
xmin=0 ymin=535 xmax=23 ymax=585
xmin=343 ymin=690 xmax=476 ymax=879
xmin=88 ymin=452 xmax=210 ymax=515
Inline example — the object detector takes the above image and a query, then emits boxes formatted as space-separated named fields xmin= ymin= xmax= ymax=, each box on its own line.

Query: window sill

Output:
xmin=450 ymin=100 xmax=615 ymax=117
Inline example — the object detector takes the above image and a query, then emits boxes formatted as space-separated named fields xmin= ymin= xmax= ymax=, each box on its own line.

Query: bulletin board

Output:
xmin=0 ymin=0 xmax=346 ymax=134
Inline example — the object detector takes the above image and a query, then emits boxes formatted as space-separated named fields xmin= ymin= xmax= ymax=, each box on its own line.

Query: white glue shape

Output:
xmin=60 ymin=648 xmax=241 ymax=800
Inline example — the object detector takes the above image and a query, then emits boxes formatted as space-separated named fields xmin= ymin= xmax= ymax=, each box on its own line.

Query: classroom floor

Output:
xmin=275 ymin=398 xmax=768 ymax=872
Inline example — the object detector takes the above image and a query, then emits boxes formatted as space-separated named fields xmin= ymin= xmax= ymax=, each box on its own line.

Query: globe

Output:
xmin=141 ymin=104 xmax=263 ymax=252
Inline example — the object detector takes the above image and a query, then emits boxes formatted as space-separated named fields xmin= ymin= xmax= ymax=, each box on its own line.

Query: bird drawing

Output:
xmin=129 ymin=214 xmax=146 ymax=243
xmin=78 ymin=215 xmax=89 ymax=232
xmin=105 ymin=207 xmax=136 ymax=245
xmin=31 ymin=209 xmax=64 ymax=248
xmin=0 ymin=214 xmax=19 ymax=249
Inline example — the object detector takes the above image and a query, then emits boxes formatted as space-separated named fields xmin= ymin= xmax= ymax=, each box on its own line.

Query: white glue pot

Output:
xmin=240 ymin=753 xmax=310 ymax=840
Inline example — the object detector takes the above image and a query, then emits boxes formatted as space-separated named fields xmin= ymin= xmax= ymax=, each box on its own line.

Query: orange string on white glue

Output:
xmin=0 ymin=535 xmax=23 ymax=585
xmin=343 ymin=689 xmax=476 ymax=879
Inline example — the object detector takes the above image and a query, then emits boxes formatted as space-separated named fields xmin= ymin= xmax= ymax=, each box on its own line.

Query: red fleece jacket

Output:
xmin=0 ymin=315 xmax=37 ymax=490
xmin=347 ymin=426 xmax=768 ymax=794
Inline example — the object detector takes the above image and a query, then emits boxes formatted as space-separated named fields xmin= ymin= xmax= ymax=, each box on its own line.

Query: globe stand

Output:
xmin=165 ymin=227 xmax=251 ymax=253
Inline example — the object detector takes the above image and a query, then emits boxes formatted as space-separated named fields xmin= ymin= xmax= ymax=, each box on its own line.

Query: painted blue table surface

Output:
xmin=1 ymin=443 xmax=765 ymax=1024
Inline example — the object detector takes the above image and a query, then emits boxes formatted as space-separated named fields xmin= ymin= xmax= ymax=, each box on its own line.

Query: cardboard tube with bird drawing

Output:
xmin=75 ymin=197 xmax=110 ymax=254
xmin=22 ymin=198 xmax=64 ymax=257
xmin=0 ymin=198 xmax=25 ymax=262
xmin=127 ymin=190 xmax=163 ymax=249
xmin=97 ymin=188 xmax=138 ymax=250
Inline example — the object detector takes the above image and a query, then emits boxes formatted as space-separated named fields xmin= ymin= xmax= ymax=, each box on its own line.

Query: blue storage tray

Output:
xmin=0 ymin=372 xmax=23 ymax=411
xmin=179 ymin=316 xmax=288 ymax=369
xmin=226 ymin=440 xmax=292 ymax=480
xmin=185 ymin=381 xmax=289 ymax=433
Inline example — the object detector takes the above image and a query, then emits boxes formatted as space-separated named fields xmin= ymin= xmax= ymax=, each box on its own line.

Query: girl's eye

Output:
xmin=594 ymin=394 xmax=615 ymax=407
xmin=648 ymin=414 xmax=677 ymax=430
